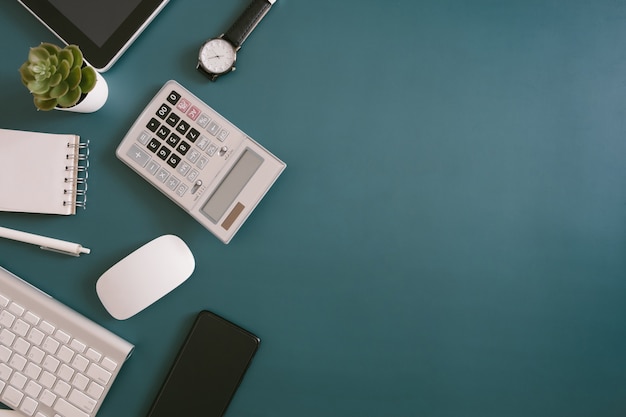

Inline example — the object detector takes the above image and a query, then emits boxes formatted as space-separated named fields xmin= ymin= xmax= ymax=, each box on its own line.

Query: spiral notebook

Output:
xmin=0 ymin=128 xmax=89 ymax=215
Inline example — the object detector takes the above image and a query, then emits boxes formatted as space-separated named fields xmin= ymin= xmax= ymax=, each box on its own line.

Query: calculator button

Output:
xmin=137 ymin=131 xmax=151 ymax=145
xmin=166 ymin=113 xmax=180 ymax=127
xmin=156 ymin=125 xmax=171 ymax=140
xmin=207 ymin=121 xmax=220 ymax=136
xmin=187 ymin=106 xmax=201 ymax=121
xmin=166 ymin=133 xmax=180 ymax=148
xmin=196 ymin=114 xmax=211 ymax=128
xmin=147 ymin=139 xmax=160 ymax=153
xmin=146 ymin=160 xmax=160 ymax=175
xmin=146 ymin=118 xmax=160 ymax=132
xmin=156 ymin=104 xmax=171 ymax=120
xmin=177 ymin=141 xmax=191 ymax=155
xmin=175 ymin=184 xmax=188 ymax=197
xmin=196 ymin=136 xmax=209 ymax=151
xmin=176 ymin=98 xmax=191 ymax=113
xmin=186 ymin=149 xmax=200 ymax=163
xmin=187 ymin=169 xmax=199 ymax=182
xmin=177 ymin=162 xmax=191 ymax=176
xmin=196 ymin=156 xmax=208 ymax=169
xmin=206 ymin=143 xmax=218 ymax=156
xmin=176 ymin=121 xmax=190 ymax=135
xmin=156 ymin=146 xmax=171 ymax=161
xmin=156 ymin=169 xmax=170 ymax=183
xmin=166 ymin=177 xmax=180 ymax=191
xmin=186 ymin=128 xmax=200 ymax=143
xmin=126 ymin=145 xmax=151 ymax=167
xmin=166 ymin=90 xmax=181 ymax=105
xmin=167 ymin=154 xmax=181 ymax=169
xmin=217 ymin=129 xmax=229 ymax=141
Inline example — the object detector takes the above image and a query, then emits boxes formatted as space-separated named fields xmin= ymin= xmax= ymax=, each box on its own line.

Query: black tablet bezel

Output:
xmin=18 ymin=0 xmax=169 ymax=71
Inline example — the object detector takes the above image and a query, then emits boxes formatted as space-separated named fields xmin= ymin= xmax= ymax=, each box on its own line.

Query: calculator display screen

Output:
xmin=201 ymin=149 xmax=263 ymax=224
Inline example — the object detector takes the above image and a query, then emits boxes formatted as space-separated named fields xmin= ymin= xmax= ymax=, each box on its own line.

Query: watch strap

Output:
xmin=223 ymin=0 xmax=275 ymax=49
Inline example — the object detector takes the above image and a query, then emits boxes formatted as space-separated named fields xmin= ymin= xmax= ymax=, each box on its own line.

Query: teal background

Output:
xmin=2 ymin=0 xmax=626 ymax=416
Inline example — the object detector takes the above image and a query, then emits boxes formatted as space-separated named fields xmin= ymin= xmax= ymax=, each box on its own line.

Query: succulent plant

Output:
xmin=19 ymin=43 xmax=97 ymax=111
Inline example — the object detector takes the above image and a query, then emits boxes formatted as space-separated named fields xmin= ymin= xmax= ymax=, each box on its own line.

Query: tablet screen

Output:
xmin=49 ymin=0 xmax=143 ymax=47
xmin=19 ymin=0 xmax=169 ymax=71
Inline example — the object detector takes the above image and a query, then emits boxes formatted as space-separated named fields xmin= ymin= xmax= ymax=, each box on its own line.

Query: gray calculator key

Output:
xmin=126 ymin=145 xmax=151 ymax=167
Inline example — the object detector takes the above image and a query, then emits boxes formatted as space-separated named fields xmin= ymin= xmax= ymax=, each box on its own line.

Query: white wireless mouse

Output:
xmin=96 ymin=235 xmax=195 ymax=320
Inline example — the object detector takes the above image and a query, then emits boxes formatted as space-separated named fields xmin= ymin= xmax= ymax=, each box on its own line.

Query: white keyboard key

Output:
xmin=14 ymin=337 xmax=30 ymax=355
xmin=9 ymin=353 xmax=27 ymax=372
xmin=42 ymin=337 xmax=60 ymax=354
xmin=101 ymin=357 xmax=118 ymax=372
xmin=0 ymin=345 xmax=11 ymax=362
xmin=54 ymin=397 xmax=89 ymax=417
xmin=23 ymin=311 xmax=40 ymax=326
xmin=57 ymin=345 xmax=74 ymax=363
xmin=72 ymin=354 xmax=89 ymax=373
xmin=2 ymin=384 xmax=24 ymax=408
xmin=70 ymin=339 xmax=86 ymax=353
xmin=69 ymin=389 xmax=97 ymax=414
xmin=55 ymin=330 xmax=71 ymax=344
xmin=85 ymin=348 xmax=101 ymax=363
xmin=86 ymin=382 xmax=104 ymax=400
xmin=0 ymin=328 xmax=15 ymax=347
xmin=24 ymin=380 xmax=42 ymax=398
xmin=13 ymin=319 xmax=30 ymax=337
xmin=20 ymin=396 xmax=38 ymax=416
xmin=27 ymin=346 xmax=45 ymax=364
xmin=58 ymin=363 xmax=75 ymax=382
xmin=39 ymin=388 xmax=56 ymax=406
xmin=53 ymin=379 xmax=71 ymax=397
xmin=0 ymin=294 xmax=9 ymax=307
xmin=27 ymin=328 xmax=45 ymax=346
xmin=10 ymin=371 xmax=27 ymax=389
xmin=39 ymin=371 xmax=56 ymax=389
xmin=38 ymin=321 xmax=55 ymax=335
xmin=43 ymin=355 xmax=60 ymax=373
xmin=0 ymin=311 xmax=15 ymax=328
xmin=0 ymin=363 xmax=12 ymax=381
xmin=72 ymin=373 xmax=89 ymax=391
xmin=24 ymin=363 xmax=42 ymax=380
xmin=8 ymin=302 xmax=25 ymax=316
xmin=86 ymin=363 xmax=111 ymax=385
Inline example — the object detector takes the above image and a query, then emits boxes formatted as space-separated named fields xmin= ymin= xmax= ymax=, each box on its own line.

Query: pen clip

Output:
xmin=40 ymin=246 xmax=81 ymax=257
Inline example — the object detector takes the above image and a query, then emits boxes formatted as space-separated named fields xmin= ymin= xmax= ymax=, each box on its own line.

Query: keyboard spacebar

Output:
xmin=54 ymin=398 xmax=89 ymax=417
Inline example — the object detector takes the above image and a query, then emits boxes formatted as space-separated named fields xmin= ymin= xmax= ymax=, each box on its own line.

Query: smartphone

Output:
xmin=146 ymin=310 xmax=260 ymax=417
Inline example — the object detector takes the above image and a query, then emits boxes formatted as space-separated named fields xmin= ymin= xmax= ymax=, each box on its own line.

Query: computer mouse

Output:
xmin=96 ymin=234 xmax=195 ymax=320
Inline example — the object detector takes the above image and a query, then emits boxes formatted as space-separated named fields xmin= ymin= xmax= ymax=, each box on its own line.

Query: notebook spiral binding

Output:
xmin=63 ymin=140 xmax=89 ymax=209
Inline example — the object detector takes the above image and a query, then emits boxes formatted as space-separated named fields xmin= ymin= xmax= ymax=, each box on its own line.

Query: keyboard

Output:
xmin=0 ymin=266 xmax=134 ymax=417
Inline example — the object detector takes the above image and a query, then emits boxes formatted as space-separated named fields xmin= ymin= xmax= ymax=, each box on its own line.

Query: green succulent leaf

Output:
xmin=40 ymin=43 xmax=61 ymax=56
xmin=19 ymin=62 xmax=35 ymax=85
xmin=27 ymin=46 xmax=50 ymax=64
xmin=49 ymin=81 xmax=69 ymax=99
xmin=27 ymin=80 xmax=50 ymax=95
xmin=57 ymin=49 xmax=74 ymax=69
xmin=66 ymin=66 xmax=82 ymax=90
xmin=68 ymin=45 xmax=83 ymax=69
xmin=33 ymin=96 xmax=58 ymax=111
xmin=57 ymin=87 xmax=81 ymax=108
xmin=48 ymin=72 xmax=63 ymax=88
xmin=57 ymin=60 xmax=71 ymax=82
xmin=79 ymin=67 xmax=97 ymax=94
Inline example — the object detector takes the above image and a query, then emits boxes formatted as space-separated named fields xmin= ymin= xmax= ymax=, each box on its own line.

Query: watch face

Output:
xmin=198 ymin=38 xmax=236 ymax=75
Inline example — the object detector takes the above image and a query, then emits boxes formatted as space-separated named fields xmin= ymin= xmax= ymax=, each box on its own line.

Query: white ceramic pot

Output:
xmin=56 ymin=70 xmax=108 ymax=113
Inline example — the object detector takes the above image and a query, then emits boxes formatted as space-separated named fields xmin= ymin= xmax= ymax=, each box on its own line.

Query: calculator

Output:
xmin=116 ymin=80 xmax=286 ymax=243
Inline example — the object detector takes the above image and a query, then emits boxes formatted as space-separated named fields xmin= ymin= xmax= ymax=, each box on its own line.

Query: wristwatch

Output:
xmin=197 ymin=0 xmax=276 ymax=81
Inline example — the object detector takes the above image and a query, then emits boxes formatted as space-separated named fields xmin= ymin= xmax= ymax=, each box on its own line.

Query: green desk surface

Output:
xmin=1 ymin=1 xmax=626 ymax=416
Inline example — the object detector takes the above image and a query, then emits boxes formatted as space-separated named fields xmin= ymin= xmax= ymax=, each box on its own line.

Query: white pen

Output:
xmin=0 ymin=226 xmax=90 ymax=257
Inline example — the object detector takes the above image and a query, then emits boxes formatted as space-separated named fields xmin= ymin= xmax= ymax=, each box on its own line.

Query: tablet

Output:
xmin=18 ymin=0 xmax=170 ymax=72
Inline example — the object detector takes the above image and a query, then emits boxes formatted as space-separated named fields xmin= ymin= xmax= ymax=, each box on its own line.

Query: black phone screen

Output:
xmin=146 ymin=310 xmax=260 ymax=417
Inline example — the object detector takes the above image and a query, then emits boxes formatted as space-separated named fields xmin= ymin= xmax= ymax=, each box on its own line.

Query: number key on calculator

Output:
xmin=116 ymin=80 xmax=286 ymax=244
